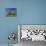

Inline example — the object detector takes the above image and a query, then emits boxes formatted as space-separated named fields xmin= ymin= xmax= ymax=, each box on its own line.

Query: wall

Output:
xmin=0 ymin=0 xmax=18 ymax=44
xmin=18 ymin=0 xmax=46 ymax=24
xmin=0 ymin=0 xmax=46 ymax=45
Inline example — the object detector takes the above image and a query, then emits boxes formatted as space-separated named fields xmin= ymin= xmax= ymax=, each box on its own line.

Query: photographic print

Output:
xmin=5 ymin=8 xmax=17 ymax=17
